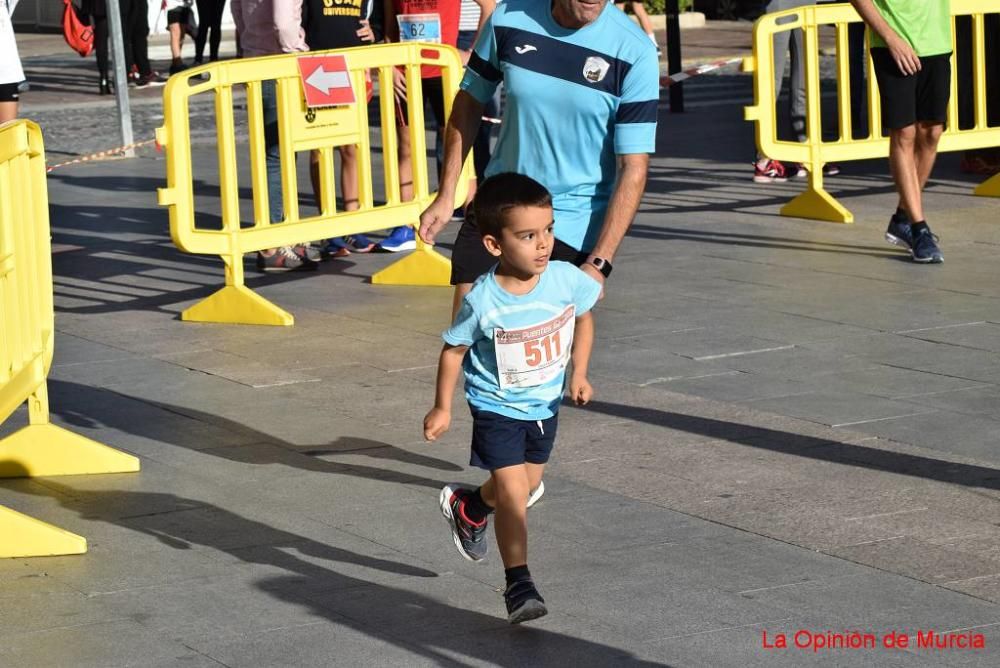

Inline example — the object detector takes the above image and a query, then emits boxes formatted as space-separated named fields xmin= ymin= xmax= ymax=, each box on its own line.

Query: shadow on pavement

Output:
xmin=0 ymin=461 xmax=671 ymax=666
xmin=576 ymin=398 xmax=1000 ymax=493
xmin=48 ymin=380 xmax=460 ymax=490
xmin=626 ymin=223 xmax=903 ymax=259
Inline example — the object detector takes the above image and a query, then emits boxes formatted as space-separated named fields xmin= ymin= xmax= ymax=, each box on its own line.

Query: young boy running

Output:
xmin=423 ymin=172 xmax=601 ymax=624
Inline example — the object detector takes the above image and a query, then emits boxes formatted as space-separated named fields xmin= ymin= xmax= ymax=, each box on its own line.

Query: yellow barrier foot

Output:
xmin=974 ymin=172 xmax=1000 ymax=198
xmin=781 ymin=187 xmax=854 ymax=224
xmin=182 ymin=285 xmax=294 ymax=326
xmin=0 ymin=424 xmax=140 ymax=478
xmin=371 ymin=247 xmax=453 ymax=287
xmin=0 ymin=505 xmax=87 ymax=558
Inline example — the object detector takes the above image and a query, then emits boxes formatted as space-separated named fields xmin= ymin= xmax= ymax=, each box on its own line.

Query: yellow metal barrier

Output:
xmin=744 ymin=1 xmax=1000 ymax=223
xmin=157 ymin=43 xmax=472 ymax=326
xmin=0 ymin=120 xmax=140 ymax=558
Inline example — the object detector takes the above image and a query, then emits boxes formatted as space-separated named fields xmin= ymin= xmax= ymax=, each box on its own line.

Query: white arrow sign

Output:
xmin=305 ymin=66 xmax=351 ymax=95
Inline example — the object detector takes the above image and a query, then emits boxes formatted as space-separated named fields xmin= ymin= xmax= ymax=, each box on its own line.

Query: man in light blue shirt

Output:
xmin=419 ymin=0 xmax=659 ymax=311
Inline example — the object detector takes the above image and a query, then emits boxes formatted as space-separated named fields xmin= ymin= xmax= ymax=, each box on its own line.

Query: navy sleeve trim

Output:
xmin=468 ymin=52 xmax=502 ymax=83
xmin=495 ymin=26 xmax=631 ymax=97
xmin=615 ymin=100 xmax=658 ymax=124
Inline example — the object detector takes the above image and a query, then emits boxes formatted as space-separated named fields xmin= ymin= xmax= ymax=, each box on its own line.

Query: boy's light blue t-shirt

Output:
xmin=461 ymin=0 xmax=659 ymax=252
xmin=443 ymin=262 xmax=602 ymax=421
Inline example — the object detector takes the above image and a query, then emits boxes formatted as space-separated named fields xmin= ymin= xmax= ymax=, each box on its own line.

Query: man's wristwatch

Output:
xmin=587 ymin=256 xmax=613 ymax=278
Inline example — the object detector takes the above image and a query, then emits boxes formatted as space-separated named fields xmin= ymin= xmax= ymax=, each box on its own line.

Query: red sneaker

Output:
xmin=753 ymin=159 xmax=788 ymax=183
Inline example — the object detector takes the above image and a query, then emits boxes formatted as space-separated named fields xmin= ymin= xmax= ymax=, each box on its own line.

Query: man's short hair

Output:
xmin=474 ymin=173 xmax=552 ymax=238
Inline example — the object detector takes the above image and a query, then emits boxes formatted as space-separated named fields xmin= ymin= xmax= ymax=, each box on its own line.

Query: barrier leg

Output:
xmin=0 ymin=385 xmax=140 ymax=478
xmin=372 ymin=231 xmax=453 ymax=287
xmin=181 ymin=253 xmax=294 ymax=326
xmin=781 ymin=167 xmax=854 ymax=223
xmin=974 ymin=172 xmax=1000 ymax=198
xmin=0 ymin=505 xmax=87 ymax=558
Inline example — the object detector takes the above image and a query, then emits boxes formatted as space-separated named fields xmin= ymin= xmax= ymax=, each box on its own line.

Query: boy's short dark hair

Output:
xmin=474 ymin=173 xmax=552 ymax=238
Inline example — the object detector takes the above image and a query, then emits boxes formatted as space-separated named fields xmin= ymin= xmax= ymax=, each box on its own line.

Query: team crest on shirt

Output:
xmin=582 ymin=56 xmax=610 ymax=83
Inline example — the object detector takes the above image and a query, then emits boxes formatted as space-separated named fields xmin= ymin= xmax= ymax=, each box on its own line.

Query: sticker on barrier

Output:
xmin=298 ymin=54 xmax=356 ymax=108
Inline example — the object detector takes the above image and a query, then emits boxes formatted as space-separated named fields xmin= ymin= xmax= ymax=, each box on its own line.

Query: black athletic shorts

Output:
xmin=450 ymin=209 xmax=590 ymax=285
xmin=870 ymin=49 xmax=952 ymax=130
xmin=470 ymin=409 xmax=558 ymax=471
xmin=167 ymin=7 xmax=191 ymax=25
xmin=0 ymin=82 xmax=21 ymax=103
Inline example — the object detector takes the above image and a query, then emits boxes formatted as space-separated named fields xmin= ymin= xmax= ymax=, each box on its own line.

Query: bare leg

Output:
xmin=309 ymin=146 xmax=360 ymax=211
xmin=630 ymin=1 xmax=655 ymax=35
xmin=889 ymin=124 xmax=922 ymax=221
xmin=170 ymin=24 xmax=182 ymax=60
xmin=309 ymin=149 xmax=322 ymax=208
xmin=339 ymin=144 xmax=360 ymax=211
xmin=398 ymin=127 xmax=414 ymax=202
xmin=0 ymin=101 xmax=17 ymax=124
xmin=481 ymin=465 xmax=531 ymax=568
xmin=913 ymin=122 xmax=944 ymax=194
xmin=480 ymin=462 xmax=545 ymax=509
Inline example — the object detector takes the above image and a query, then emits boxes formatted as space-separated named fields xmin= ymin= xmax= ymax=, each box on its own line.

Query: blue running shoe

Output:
xmin=885 ymin=211 xmax=914 ymax=249
xmin=375 ymin=226 xmax=416 ymax=253
xmin=911 ymin=226 xmax=943 ymax=264
xmin=326 ymin=234 xmax=376 ymax=256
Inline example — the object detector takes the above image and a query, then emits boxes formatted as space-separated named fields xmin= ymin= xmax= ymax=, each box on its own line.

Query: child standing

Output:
xmin=423 ymin=172 xmax=601 ymax=624
xmin=302 ymin=0 xmax=380 ymax=256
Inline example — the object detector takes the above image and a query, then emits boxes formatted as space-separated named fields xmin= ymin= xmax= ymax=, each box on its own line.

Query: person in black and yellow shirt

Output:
xmin=302 ymin=0 xmax=382 ymax=256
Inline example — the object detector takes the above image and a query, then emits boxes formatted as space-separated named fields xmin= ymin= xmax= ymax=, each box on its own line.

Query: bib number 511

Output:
xmin=524 ymin=331 xmax=563 ymax=367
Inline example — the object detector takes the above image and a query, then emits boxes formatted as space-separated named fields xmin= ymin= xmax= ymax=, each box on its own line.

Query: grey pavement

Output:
xmin=4 ymin=23 xmax=1000 ymax=668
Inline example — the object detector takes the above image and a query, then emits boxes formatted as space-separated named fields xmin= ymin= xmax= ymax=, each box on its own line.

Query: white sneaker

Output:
xmin=526 ymin=480 xmax=545 ymax=508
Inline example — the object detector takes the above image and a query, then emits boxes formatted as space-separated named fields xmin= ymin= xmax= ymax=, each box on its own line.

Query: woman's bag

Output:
xmin=62 ymin=0 xmax=94 ymax=58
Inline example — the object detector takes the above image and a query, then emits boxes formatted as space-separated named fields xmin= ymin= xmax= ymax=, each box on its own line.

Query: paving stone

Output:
xmin=742 ymin=391 xmax=937 ymax=427
xmin=853 ymin=411 xmax=1000 ymax=463
xmin=899 ymin=385 xmax=1000 ymax=418
xmin=0 ymin=620 xmax=227 ymax=668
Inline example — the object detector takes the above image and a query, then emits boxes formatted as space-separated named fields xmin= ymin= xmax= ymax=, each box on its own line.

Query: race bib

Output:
xmin=397 ymin=13 xmax=442 ymax=43
xmin=494 ymin=306 xmax=576 ymax=390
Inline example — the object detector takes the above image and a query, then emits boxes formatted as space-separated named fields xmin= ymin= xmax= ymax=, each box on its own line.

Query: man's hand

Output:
xmin=392 ymin=68 xmax=407 ymax=99
xmin=569 ymin=374 xmax=593 ymax=406
xmin=356 ymin=20 xmax=375 ymax=43
xmin=419 ymin=195 xmax=456 ymax=244
xmin=580 ymin=262 xmax=606 ymax=299
xmin=887 ymin=35 xmax=921 ymax=76
xmin=424 ymin=407 xmax=451 ymax=441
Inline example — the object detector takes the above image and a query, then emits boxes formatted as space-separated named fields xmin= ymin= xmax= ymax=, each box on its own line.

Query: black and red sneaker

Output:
xmin=439 ymin=484 xmax=488 ymax=562
xmin=504 ymin=578 xmax=547 ymax=624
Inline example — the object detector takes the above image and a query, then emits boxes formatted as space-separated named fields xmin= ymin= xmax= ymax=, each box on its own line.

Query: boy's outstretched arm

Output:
xmin=569 ymin=312 xmax=595 ymax=405
xmin=424 ymin=343 xmax=468 ymax=440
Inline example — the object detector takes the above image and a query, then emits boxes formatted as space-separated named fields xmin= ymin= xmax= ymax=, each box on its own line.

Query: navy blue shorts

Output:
xmin=470 ymin=409 xmax=558 ymax=471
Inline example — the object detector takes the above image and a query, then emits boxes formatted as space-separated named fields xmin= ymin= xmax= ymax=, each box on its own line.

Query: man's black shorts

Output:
xmin=450 ymin=210 xmax=590 ymax=285
xmin=0 ymin=83 xmax=20 ymax=103
xmin=870 ymin=49 xmax=952 ymax=130
xmin=470 ymin=409 xmax=558 ymax=471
